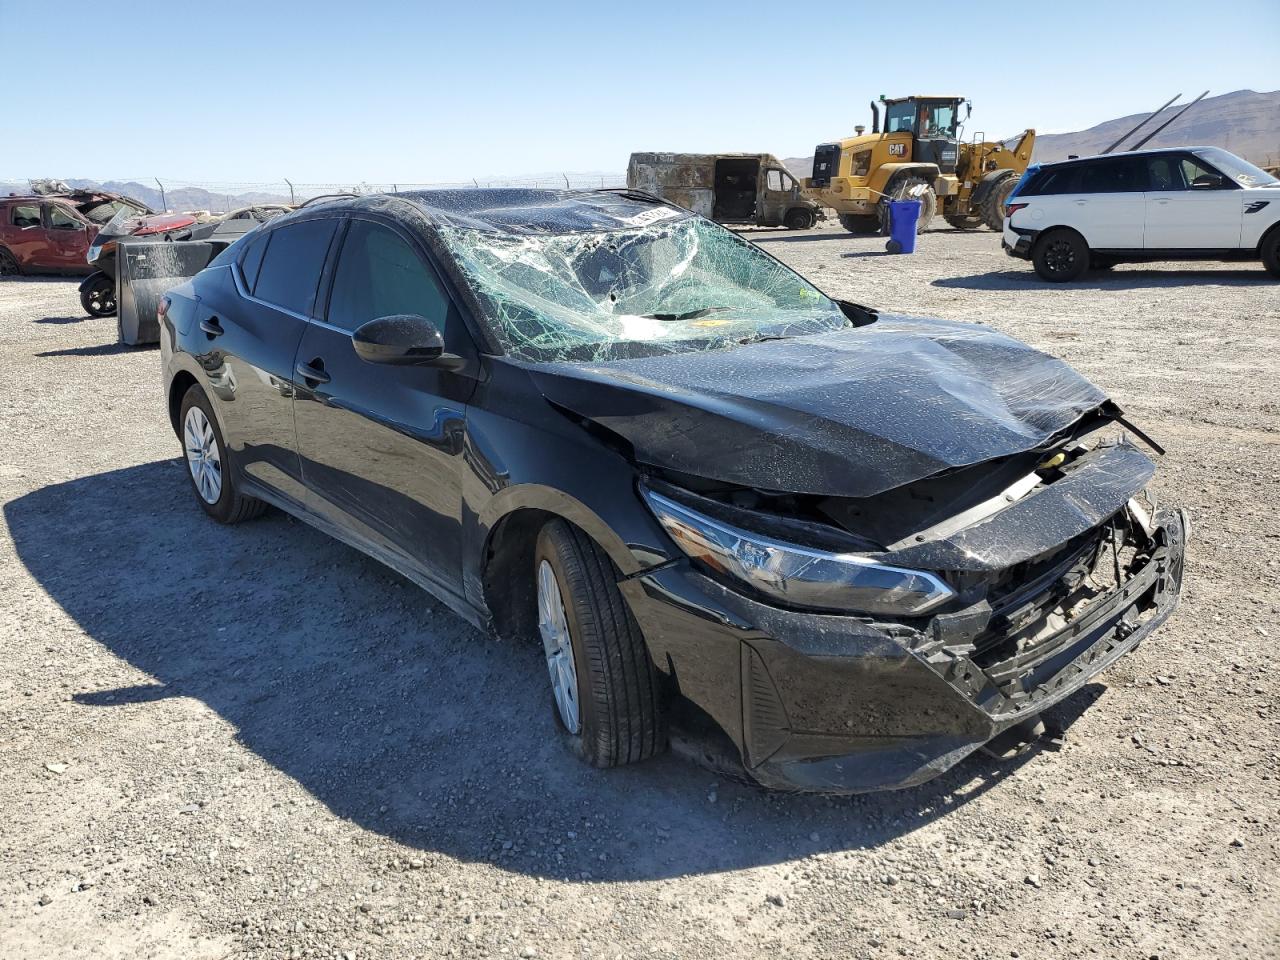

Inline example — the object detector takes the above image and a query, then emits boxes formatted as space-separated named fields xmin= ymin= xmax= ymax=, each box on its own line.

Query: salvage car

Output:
xmin=1003 ymin=146 xmax=1280 ymax=280
xmin=0 ymin=188 xmax=149 ymax=277
xmin=160 ymin=189 xmax=1186 ymax=793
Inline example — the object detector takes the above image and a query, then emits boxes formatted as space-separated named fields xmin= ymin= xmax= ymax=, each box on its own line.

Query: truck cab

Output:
xmin=627 ymin=152 xmax=821 ymax=230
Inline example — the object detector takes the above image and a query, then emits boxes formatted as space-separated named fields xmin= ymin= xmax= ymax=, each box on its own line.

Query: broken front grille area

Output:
xmin=937 ymin=510 xmax=1159 ymax=700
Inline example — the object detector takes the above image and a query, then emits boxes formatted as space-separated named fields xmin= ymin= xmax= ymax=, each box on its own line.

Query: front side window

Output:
xmin=11 ymin=204 xmax=41 ymax=228
xmin=48 ymin=205 xmax=81 ymax=230
xmin=252 ymin=218 xmax=338 ymax=316
xmin=766 ymin=170 xmax=783 ymax=192
xmin=327 ymin=220 xmax=450 ymax=333
xmin=1080 ymin=157 xmax=1148 ymax=193
xmin=1180 ymin=155 xmax=1232 ymax=190
xmin=437 ymin=212 xmax=847 ymax=363
xmin=1192 ymin=147 xmax=1278 ymax=187
xmin=918 ymin=102 xmax=956 ymax=138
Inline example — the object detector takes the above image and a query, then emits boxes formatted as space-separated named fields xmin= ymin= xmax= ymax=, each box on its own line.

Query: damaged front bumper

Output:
xmin=618 ymin=487 xmax=1186 ymax=794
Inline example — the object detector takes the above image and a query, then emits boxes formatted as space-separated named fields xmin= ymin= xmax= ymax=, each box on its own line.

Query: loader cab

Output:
xmin=883 ymin=96 xmax=963 ymax=174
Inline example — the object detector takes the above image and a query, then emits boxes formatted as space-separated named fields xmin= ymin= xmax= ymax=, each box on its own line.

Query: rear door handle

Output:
xmin=199 ymin=317 xmax=224 ymax=337
xmin=295 ymin=359 xmax=330 ymax=385
xmin=1153 ymin=197 xmax=1171 ymax=205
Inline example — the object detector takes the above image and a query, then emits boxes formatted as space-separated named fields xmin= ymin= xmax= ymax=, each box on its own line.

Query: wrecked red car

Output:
xmin=0 ymin=189 xmax=151 ymax=277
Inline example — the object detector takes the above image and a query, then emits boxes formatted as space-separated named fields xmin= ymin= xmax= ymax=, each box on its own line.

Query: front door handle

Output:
xmin=199 ymin=317 xmax=224 ymax=337
xmin=295 ymin=358 xmax=330 ymax=385
xmin=1075 ymin=199 xmax=1088 ymax=206
xmin=1153 ymin=197 xmax=1171 ymax=205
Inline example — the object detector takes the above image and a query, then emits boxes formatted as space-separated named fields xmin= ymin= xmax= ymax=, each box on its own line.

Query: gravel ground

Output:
xmin=1 ymin=228 xmax=1277 ymax=960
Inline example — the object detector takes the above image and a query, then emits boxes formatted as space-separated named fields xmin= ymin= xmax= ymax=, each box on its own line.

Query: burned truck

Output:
xmin=628 ymin=152 xmax=821 ymax=229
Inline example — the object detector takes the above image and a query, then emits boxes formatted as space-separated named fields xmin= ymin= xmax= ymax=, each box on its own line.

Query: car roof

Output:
xmin=295 ymin=188 xmax=689 ymax=237
xmin=1037 ymin=146 xmax=1220 ymax=169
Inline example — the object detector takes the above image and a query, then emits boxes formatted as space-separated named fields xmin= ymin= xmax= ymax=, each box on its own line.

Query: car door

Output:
xmin=44 ymin=202 xmax=92 ymax=268
xmin=6 ymin=201 xmax=58 ymax=270
xmin=1068 ymin=156 xmax=1148 ymax=249
xmin=1144 ymin=153 xmax=1244 ymax=249
xmin=200 ymin=216 xmax=340 ymax=507
xmin=760 ymin=168 xmax=791 ymax=225
xmin=292 ymin=215 xmax=479 ymax=598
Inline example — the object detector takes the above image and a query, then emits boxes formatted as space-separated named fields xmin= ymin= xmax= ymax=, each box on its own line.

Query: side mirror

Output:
xmin=1190 ymin=173 xmax=1227 ymax=190
xmin=352 ymin=314 xmax=450 ymax=366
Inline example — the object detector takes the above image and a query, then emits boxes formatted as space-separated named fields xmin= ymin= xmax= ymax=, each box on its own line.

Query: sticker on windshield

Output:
xmin=622 ymin=207 xmax=683 ymax=227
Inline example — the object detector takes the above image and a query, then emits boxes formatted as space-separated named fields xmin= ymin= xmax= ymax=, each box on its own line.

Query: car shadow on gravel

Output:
xmin=35 ymin=342 xmax=152 ymax=357
xmin=6 ymin=460 xmax=1104 ymax=882
xmin=934 ymin=268 xmax=1271 ymax=291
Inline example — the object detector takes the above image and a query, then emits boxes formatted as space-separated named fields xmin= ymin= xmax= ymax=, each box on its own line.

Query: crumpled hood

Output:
xmin=529 ymin=315 xmax=1110 ymax=498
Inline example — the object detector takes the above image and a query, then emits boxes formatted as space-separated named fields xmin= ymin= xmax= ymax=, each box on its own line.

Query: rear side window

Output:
xmin=252 ymin=219 xmax=338 ymax=316
xmin=326 ymin=220 xmax=450 ymax=334
xmin=1079 ymin=157 xmax=1148 ymax=193
xmin=10 ymin=204 xmax=41 ymax=227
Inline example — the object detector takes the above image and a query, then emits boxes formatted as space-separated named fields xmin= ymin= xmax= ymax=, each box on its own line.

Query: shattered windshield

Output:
xmin=437 ymin=215 xmax=848 ymax=362
xmin=80 ymin=198 xmax=147 ymax=224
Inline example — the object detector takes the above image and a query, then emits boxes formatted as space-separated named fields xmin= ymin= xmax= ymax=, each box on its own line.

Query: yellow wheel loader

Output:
xmin=803 ymin=95 xmax=1035 ymax=234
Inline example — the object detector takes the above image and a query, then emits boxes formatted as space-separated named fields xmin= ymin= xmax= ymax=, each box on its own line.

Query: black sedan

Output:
xmin=159 ymin=189 xmax=1186 ymax=793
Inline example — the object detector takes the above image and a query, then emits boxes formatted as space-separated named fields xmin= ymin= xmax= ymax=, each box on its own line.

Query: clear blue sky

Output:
xmin=2 ymin=0 xmax=1276 ymax=185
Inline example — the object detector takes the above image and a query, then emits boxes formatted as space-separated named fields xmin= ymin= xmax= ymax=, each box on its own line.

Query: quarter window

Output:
xmin=10 ymin=204 xmax=41 ymax=228
xmin=252 ymin=219 xmax=338 ymax=316
xmin=326 ymin=220 xmax=450 ymax=334
xmin=238 ymin=229 xmax=270 ymax=292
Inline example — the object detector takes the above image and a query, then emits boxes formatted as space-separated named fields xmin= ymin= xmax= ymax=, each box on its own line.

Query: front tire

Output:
xmin=534 ymin=520 xmax=666 ymax=768
xmin=178 ymin=384 xmax=267 ymax=524
xmin=784 ymin=207 xmax=816 ymax=230
xmin=80 ymin=273 xmax=116 ymax=317
xmin=1262 ymin=229 xmax=1280 ymax=278
xmin=878 ymin=175 xmax=936 ymax=233
xmin=0 ymin=246 xmax=20 ymax=278
xmin=1032 ymin=229 xmax=1090 ymax=282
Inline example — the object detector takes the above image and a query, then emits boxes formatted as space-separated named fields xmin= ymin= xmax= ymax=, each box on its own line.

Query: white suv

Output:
xmin=1002 ymin=146 xmax=1280 ymax=281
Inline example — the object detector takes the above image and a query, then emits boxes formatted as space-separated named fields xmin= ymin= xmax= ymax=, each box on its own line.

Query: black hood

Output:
xmin=529 ymin=315 xmax=1109 ymax=498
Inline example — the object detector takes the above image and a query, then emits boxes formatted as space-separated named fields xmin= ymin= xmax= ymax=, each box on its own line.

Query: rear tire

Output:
xmin=784 ymin=207 xmax=815 ymax=230
xmin=178 ymin=384 xmax=267 ymax=524
xmin=1262 ymin=230 xmax=1280 ymax=278
xmin=979 ymin=175 xmax=1018 ymax=231
xmin=944 ymin=214 xmax=983 ymax=230
xmin=1032 ymin=229 xmax=1090 ymax=282
xmin=80 ymin=274 xmax=116 ymax=317
xmin=838 ymin=213 xmax=879 ymax=234
xmin=534 ymin=519 xmax=666 ymax=768
xmin=0 ymin=247 xmax=20 ymax=278
xmin=878 ymin=175 xmax=936 ymax=233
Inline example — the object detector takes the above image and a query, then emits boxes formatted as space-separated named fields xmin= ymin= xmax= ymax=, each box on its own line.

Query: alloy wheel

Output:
xmin=1045 ymin=239 xmax=1077 ymax=276
xmin=183 ymin=406 xmax=223 ymax=505
xmin=537 ymin=559 xmax=581 ymax=734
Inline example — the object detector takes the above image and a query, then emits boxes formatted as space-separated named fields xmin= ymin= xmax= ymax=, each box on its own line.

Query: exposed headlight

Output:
xmin=643 ymin=489 xmax=955 ymax=617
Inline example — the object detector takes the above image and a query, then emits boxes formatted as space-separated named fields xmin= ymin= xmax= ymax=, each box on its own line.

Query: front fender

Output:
xmin=869 ymin=163 xmax=942 ymax=198
xmin=78 ymin=270 xmax=108 ymax=294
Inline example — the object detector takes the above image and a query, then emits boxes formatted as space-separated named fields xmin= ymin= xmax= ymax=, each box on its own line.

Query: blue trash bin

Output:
xmin=886 ymin=199 xmax=921 ymax=254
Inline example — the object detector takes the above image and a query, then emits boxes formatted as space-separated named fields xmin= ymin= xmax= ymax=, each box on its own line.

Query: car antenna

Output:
xmin=1128 ymin=91 xmax=1210 ymax=151
xmin=1101 ymin=93 xmax=1180 ymax=154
